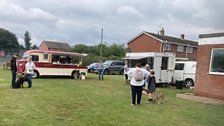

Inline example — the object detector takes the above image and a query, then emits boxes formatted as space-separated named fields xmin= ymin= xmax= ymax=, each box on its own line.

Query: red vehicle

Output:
xmin=17 ymin=50 xmax=88 ymax=79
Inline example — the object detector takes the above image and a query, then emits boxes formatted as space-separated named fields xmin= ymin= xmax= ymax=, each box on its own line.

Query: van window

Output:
xmin=43 ymin=53 xmax=48 ymax=60
xmin=31 ymin=55 xmax=39 ymax=62
xmin=117 ymin=62 xmax=124 ymax=65
xmin=175 ymin=63 xmax=184 ymax=70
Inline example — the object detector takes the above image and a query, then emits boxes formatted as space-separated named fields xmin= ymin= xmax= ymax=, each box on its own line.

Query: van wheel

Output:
xmin=104 ymin=69 xmax=109 ymax=75
xmin=72 ymin=71 xmax=79 ymax=79
xmin=119 ymin=69 xmax=124 ymax=75
xmin=184 ymin=79 xmax=194 ymax=88
xmin=32 ymin=71 xmax=39 ymax=79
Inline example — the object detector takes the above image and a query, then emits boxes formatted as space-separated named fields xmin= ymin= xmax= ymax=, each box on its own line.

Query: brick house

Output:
xmin=39 ymin=40 xmax=71 ymax=51
xmin=128 ymin=29 xmax=198 ymax=61
xmin=195 ymin=32 xmax=224 ymax=100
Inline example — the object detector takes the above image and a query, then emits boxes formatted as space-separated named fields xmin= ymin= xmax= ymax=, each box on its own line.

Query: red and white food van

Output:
xmin=17 ymin=50 xmax=88 ymax=79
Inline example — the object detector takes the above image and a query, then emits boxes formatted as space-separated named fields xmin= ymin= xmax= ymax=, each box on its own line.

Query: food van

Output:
xmin=17 ymin=50 xmax=88 ymax=79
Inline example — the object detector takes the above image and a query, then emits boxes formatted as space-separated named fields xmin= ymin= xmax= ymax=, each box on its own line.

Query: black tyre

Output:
xmin=72 ymin=71 xmax=79 ymax=79
xmin=32 ymin=71 xmax=39 ymax=79
xmin=104 ymin=69 xmax=110 ymax=75
xmin=119 ymin=69 xmax=124 ymax=75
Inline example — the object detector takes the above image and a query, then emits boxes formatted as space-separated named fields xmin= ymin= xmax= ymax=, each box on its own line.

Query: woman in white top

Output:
xmin=25 ymin=57 xmax=36 ymax=88
xmin=127 ymin=63 xmax=150 ymax=105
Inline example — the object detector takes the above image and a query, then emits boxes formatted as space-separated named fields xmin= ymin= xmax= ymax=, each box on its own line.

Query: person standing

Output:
xmin=128 ymin=63 xmax=150 ymax=105
xmin=124 ymin=61 xmax=129 ymax=84
xmin=98 ymin=60 xmax=104 ymax=80
xmin=148 ymin=70 xmax=156 ymax=101
xmin=25 ymin=57 xmax=36 ymax=88
xmin=10 ymin=53 xmax=18 ymax=88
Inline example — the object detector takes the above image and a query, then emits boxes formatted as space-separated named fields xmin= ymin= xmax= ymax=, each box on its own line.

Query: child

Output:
xmin=124 ymin=61 xmax=129 ymax=84
xmin=148 ymin=70 xmax=156 ymax=101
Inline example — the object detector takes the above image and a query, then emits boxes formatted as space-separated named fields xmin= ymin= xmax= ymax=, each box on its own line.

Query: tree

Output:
xmin=70 ymin=43 xmax=128 ymax=65
xmin=24 ymin=31 xmax=31 ymax=50
xmin=0 ymin=28 xmax=19 ymax=56
xmin=31 ymin=44 xmax=38 ymax=49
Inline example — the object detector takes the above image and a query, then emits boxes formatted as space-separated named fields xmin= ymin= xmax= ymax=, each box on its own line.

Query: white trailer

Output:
xmin=123 ymin=52 xmax=176 ymax=86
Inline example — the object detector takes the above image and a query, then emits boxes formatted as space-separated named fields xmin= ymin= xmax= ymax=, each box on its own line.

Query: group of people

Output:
xmin=10 ymin=53 xmax=35 ymax=89
xmin=124 ymin=62 xmax=156 ymax=105
xmin=11 ymin=54 xmax=154 ymax=105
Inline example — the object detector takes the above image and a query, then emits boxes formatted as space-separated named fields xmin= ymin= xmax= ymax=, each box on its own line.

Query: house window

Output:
xmin=177 ymin=45 xmax=184 ymax=52
xmin=164 ymin=43 xmax=171 ymax=50
xmin=186 ymin=47 xmax=193 ymax=53
xmin=209 ymin=48 xmax=224 ymax=74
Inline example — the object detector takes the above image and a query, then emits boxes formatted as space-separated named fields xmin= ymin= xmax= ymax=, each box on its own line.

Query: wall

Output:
xmin=164 ymin=44 xmax=197 ymax=61
xmin=128 ymin=33 xmax=197 ymax=60
xmin=128 ymin=34 xmax=161 ymax=52
xmin=195 ymin=44 xmax=224 ymax=100
xmin=39 ymin=42 xmax=49 ymax=50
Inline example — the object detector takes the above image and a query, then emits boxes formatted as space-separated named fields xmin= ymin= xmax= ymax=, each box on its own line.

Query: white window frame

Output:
xmin=177 ymin=45 xmax=184 ymax=52
xmin=164 ymin=43 xmax=171 ymax=51
xmin=186 ymin=46 xmax=193 ymax=53
xmin=209 ymin=48 xmax=224 ymax=75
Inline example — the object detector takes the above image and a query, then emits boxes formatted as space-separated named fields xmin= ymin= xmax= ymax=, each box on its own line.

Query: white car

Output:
xmin=173 ymin=61 xmax=196 ymax=87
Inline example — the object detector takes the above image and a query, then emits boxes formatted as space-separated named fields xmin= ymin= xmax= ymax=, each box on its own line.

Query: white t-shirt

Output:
xmin=124 ymin=65 xmax=129 ymax=74
xmin=127 ymin=67 xmax=150 ymax=86
xmin=25 ymin=61 xmax=36 ymax=74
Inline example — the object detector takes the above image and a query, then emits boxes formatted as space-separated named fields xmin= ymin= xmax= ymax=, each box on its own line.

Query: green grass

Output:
xmin=0 ymin=69 xmax=224 ymax=126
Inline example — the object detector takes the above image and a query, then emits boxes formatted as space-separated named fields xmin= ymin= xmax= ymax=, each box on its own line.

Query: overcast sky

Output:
xmin=0 ymin=0 xmax=223 ymax=46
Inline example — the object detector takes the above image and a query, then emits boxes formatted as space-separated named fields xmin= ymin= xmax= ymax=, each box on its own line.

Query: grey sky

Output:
xmin=0 ymin=0 xmax=223 ymax=46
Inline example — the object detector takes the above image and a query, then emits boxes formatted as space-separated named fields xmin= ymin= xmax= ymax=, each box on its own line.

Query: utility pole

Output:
xmin=100 ymin=28 xmax=103 ymax=59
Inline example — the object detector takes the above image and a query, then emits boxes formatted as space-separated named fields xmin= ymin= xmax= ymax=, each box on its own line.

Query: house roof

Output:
xmin=128 ymin=31 xmax=198 ymax=47
xmin=199 ymin=32 xmax=224 ymax=38
xmin=40 ymin=40 xmax=71 ymax=50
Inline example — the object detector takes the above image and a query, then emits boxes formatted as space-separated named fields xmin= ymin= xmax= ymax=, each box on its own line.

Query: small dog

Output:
xmin=153 ymin=91 xmax=165 ymax=104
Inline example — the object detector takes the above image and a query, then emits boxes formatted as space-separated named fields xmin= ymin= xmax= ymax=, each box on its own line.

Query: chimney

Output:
xmin=160 ymin=27 xmax=165 ymax=36
xmin=181 ymin=34 xmax=185 ymax=39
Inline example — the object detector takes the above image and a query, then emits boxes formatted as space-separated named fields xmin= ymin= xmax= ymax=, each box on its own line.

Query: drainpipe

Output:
xmin=185 ymin=44 xmax=189 ymax=58
xmin=160 ymin=42 xmax=163 ymax=53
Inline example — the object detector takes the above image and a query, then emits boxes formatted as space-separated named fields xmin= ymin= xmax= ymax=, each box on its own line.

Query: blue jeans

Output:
xmin=131 ymin=85 xmax=143 ymax=105
xmin=98 ymin=69 xmax=104 ymax=80
xmin=26 ymin=74 xmax=32 ymax=88
xmin=11 ymin=70 xmax=16 ymax=88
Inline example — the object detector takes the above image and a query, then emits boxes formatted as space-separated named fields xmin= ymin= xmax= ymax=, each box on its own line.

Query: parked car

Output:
xmin=103 ymin=60 xmax=125 ymax=75
xmin=173 ymin=61 xmax=197 ymax=87
xmin=87 ymin=63 xmax=99 ymax=73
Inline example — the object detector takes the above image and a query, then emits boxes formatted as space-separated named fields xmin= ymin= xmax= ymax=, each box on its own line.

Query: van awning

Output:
xmin=122 ymin=56 xmax=148 ymax=60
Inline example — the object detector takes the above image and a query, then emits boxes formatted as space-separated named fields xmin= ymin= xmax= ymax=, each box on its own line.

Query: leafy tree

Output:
xmin=70 ymin=43 xmax=128 ymax=65
xmin=0 ymin=28 xmax=19 ymax=56
xmin=24 ymin=31 xmax=31 ymax=50
xmin=31 ymin=44 xmax=38 ymax=49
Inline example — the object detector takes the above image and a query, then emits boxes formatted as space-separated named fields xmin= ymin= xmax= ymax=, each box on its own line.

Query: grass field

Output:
xmin=0 ymin=69 xmax=224 ymax=126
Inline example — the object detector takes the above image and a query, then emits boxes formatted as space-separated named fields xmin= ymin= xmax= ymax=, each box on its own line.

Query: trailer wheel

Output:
xmin=184 ymin=79 xmax=194 ymax=88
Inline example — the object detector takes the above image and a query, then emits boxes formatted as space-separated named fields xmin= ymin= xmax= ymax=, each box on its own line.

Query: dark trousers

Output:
xmin=11 ymin=70 xmax=16 ymax=88
xmin=131 ymin=85 xmax=143 ymax=105
xmin=26 ymin=74 xmax=32 ymax=88
xmin=98 ymin=69 xmax=104 ymax=80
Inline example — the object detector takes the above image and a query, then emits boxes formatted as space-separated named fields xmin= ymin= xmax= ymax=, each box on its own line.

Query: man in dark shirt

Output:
xmin=10 ymin=53 xmax=18 ymax=88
